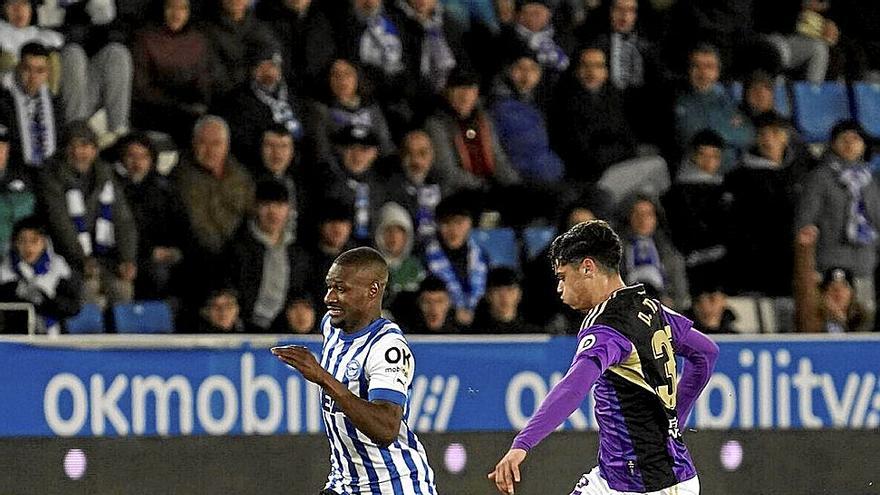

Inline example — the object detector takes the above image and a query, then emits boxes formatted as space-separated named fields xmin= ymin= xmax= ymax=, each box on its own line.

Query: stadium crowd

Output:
xmin=0 ymin=0 xmax=879 ymax=334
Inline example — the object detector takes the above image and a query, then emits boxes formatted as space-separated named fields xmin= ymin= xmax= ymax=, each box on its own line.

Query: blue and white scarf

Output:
xmin=0 ymin=244 xmax=72 ymax=332
xmin=625 ymin=236 xmax=665 ymax=291
xmin=330 ymin=106 xmax=374 ymax=134
xmin=515 ymin=24 xmax=569 ymax=72
xmin=397 ymin=1 xmax=457 ymax=91
xmin=4 ymin=73 xmax=56 ymax=166
xmin=251 ymin=81 xmax=304 ymax=140
xmin=425 ymin=237 xmax=487 ymax=310
xmin=836 ymin=162 xmax=878 ymax=246
xmin=360 ymin=14 xmax=404 ymax=75
xmin=610 ymin=32 xmax=644 ymax=90
xmin=408 ymin=182 xmax=440 ymax=241
xmin=348 ymin=178 xmax=371 ymax=241
xmin=66 ymin=180 xmax=116 ymax=256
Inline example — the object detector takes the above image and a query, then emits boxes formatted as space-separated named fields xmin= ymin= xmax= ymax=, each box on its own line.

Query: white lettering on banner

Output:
xmin=695 ymin=374 xmax=736 ymax=428
xmin=196 ymin=376 xmax=238 ymax=435
xmin=44 ymin=373 xmax=88 ymax=436
xmin=91 ymin=375 xmax=129 ymax=435
xmin=241 ymin=354 xmax=282 ymax=434
xmin=131 ymin=375 xmax=193 ymax=435
xmin=506 ymin=371 xmax=547 ymax=430
xmin=409 ymin=375 xmax=459 ymax=432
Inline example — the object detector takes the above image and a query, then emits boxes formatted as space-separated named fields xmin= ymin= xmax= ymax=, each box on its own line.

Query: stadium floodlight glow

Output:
xmin=443 ymin=443 xmax=467 ymax=474
xmin=719 ymin=440 xmax=743 ymax=471
xmin=63 ymin=448 xmax=87 ymax=480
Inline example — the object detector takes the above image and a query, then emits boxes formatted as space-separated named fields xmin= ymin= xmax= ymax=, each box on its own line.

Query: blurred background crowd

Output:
xmin=1 ymin=0 xmax=879 ymax=335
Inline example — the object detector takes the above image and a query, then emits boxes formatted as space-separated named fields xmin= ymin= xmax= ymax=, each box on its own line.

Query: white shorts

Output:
xmin=569 ymin=466 xmax=700 ymax=495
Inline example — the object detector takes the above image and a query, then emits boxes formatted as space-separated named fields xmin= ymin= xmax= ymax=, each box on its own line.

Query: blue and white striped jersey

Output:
xmin=319 ymin=313 xmax=436 ymax=495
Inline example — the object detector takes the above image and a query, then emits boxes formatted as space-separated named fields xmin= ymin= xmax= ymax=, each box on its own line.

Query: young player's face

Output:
xmin=555 ymin=261 xmax=595 ymax=312
xmin=324 ymin=263 xmax=374 ymax=331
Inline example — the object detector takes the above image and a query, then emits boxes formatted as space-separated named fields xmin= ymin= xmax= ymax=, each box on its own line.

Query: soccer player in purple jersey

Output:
xmin=489 ymin=220 xmax=719 ymax=495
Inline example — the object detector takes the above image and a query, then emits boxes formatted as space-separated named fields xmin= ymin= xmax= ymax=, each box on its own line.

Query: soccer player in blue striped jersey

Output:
xmin=272 ymin=247 xmax=436 ymax=495
xmin=489 ymin=220 xmax=719 ymax=495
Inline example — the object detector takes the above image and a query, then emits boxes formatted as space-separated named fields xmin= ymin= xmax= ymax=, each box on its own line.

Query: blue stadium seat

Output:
xmin=64 ymin=303 xmax=105 ymax=334
xmin=113 ymin=301 xmax=174 ymax=334
xmin=727 ymin=81 xmax=790 ymax=117
xmin=852 ymin=82 xmax=880 ymax=139
xmin=471 ymin=228 xmax=519 ymax=269
xmin=792 ymin=82 xmax=851 ymax=142
xmin=523 ymin=226 xmax=556 ymax=259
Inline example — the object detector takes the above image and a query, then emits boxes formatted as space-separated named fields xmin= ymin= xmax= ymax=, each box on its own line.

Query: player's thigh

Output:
xmin=569 ymin=466 xmax=614 ymax=495
xmin=657 ymin=475 xmax=699 ymax=495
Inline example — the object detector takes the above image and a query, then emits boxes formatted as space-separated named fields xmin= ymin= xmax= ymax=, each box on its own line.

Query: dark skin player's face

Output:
xmin=324 ymin=263 xmax=379 ymax=332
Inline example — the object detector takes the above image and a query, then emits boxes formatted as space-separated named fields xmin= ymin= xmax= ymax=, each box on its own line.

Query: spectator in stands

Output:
xmin=520 ymin=191 xmax=611 ymax=333
xmin=796 ymin=120 xmax=879 ymax=331
xmin=489 ymin=52 xmax=564 ymax=184
xmin=115 ymin=132 xmax=189 ymax=300
xmin=0 ymin=215 xmax=81 ymax=333
xmin=425 ymin=68 xmax=519 ymax=194
xmin=738 ymin=71 xmax=775 ymax=123
xmin=312 ymin=125 xmax=388 ymax=244
xmin=423 ymin=195 xmax=487 ymax=327
xmin=307 ymin=58 xmax=395 ymax=165
xmin=472 ymin=266 xmax=541 ymax=333
xmin=374 ymin=202 xmax=425 ymax=308
xmin=308 ymin=201 xmax=355 ymax=301
xmin=674 ymin=44 xmax=753 ymax=170
xmin=196 ymin=287 xmax=245 ymax=333
xmin=131 ymin=0 xmax=213 ymax=146
xmin=683 ymin=282 xmax=737 ymax=334
xmin=756 ymin=0 xmax=835 ymax=83
xmin=794 ymin=225 xmax=866 ymax=333
xmin=284 ymin=293 xmax=317 ymax=333
xmin=0 ymin=122 xmax=34 ymax=253
xmin=391 ymin=0 xmax=468 ymax=98
xmin=203 ymin=0 xmax=277 ymax=99
xmin=220 ymin=41 xmax=305 ymax=170
xmin=618 ymin=193 xmax=689 ymax=308
xmin=173 ymin=115 xmax=255 ymax=258
xmin=662 ymin=130 xmax=730 ymax=292
xmin=36 ymin=121 xmax=136 ymax=306
xmin=549 ymin=46 xmax=668 ymax=202
xmin=331 ymin=0 xmax=406 ymax=99
xmin=496 ymin=0 xmax=571 ymax=84
xmin=45 ymin=0 xmax=132 ymax=145
xmin=404 ymin=274 xmax=461 ymax=333
xmin=256 ymin=0 xmax=337 ymax=98
xmin=386 ymin=129 xmax=444 ymax=244
xmin=0 ymin=0 xmax=64 ymax=71
xmin=725 ymin=112 xmax=812 ymax=296
xmin=254 ymin=124 xmax=304 ymax=241
xmin=0 ymin=43 xmax=63 ymax=167
xmin=223 ymin=180 xmax=315 ymax=332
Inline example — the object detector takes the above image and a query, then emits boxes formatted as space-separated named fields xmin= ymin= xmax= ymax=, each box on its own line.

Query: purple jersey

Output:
xmin=579 ymin=285 xmax=697 ymax=492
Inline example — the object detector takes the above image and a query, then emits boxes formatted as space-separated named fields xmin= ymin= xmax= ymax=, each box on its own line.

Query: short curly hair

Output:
xmin=548 ymin=220 xmax=622 ymax=273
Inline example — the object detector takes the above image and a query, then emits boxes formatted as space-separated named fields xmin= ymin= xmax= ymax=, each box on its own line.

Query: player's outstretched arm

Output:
xmin=272 ymin=346 xmax=403 ymax=447
xmin=674 ymin=328 xmax=719 ymax=425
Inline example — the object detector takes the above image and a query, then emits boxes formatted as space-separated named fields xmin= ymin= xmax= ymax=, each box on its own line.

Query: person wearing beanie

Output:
xmin=221 ymin=179 xmax=316 ymax=332
xmin=373 ymin=202 xmax=425 ymax=308
xmin=35 ymin=120 xmax=137 ymax=307
xmin=0 ymin=215 xmax=82 ymax=334
xmin=471 ymin=266 xmax=541 ymax=334
xmin=796 ymin=119 xmax=879 ymax=331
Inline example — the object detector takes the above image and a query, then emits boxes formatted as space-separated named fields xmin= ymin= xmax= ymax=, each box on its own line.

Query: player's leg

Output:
xmin=569 ymin=466 xmax=614 ymax=495
xmin=657 ymin=475 xmax=700 ymax=495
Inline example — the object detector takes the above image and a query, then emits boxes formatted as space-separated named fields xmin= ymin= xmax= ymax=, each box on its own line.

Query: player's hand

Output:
xmin=488 ymin=448 xmax=527 ymax=494
xmin=796 ymin=225 xmax=819 ymax=247
xmin=271 ymin=346 xmax=328 ymax=385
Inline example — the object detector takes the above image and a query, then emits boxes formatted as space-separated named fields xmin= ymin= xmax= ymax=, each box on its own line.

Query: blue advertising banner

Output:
xmin=0 ymin=335 xmax=878 ymax=437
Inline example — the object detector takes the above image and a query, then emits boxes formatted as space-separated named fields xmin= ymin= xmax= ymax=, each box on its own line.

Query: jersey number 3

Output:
xmin=651 ymin=325 xmax=677 ymax=410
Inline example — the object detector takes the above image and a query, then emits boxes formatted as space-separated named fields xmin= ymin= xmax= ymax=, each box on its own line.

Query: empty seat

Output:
xmin=64 ymin=303 xmax=105 ymax=334
xmin=472 ymin=228 xmax=519 ymax=269
xmin=792 ymin=82 xmax=851 ymax=142
xmin=523 ymin=226 xmax=556 ymax=259
xmin=113 ymin=301 xmax=174 ymax=334
xmin=852 ymin=82 xmax=880 ymax=138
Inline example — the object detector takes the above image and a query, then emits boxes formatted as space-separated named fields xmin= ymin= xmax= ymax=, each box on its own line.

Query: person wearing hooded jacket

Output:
xmin=373 ymin=201 xmax=425 ymax=309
